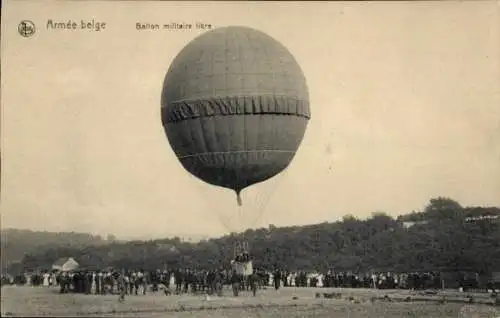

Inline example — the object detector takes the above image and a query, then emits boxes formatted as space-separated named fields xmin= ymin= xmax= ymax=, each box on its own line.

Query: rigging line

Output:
xmin=247 ymin=184 xmax=272 ymax=229
xmin=190 ymin=163 xmax=235 ymax=235
xmin=237 ymin=199 xmax=244 ymax=232
xmin=260 ymin=169 xmax=292 ymax=227
xmin=249 ymin=169 xmax=289 ymax=229
xmin=217 ymin=213 xmax=236 ymax=235
xmin=248 ymin=112 xmax=282 ymax=229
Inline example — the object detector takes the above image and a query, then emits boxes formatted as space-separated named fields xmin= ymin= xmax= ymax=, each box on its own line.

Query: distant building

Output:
xmin=492 ymin=272 xmax=500 ymax=283
xmin=155 ymin=243 xmax=178 ymax=253
xmin=464 ymin=215 xmax=499 ymax=223
xmin=402 ymin=221 xmax=428 ymax=229
xmin=52 ymin=257 xmax=79 ymax=272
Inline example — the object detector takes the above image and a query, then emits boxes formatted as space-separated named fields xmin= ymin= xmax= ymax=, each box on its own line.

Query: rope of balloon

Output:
xmin=191 ymin=167 xmax=291 ymax=236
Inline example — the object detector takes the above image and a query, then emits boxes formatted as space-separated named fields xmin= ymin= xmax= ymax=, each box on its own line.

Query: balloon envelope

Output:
xmin=161 ymin=26 xmax=310 ymax=197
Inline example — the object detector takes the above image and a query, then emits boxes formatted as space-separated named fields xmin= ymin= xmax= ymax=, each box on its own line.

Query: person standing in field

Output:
xmin=118 ymin=269 xmax=126 ymax=302
xmin=130 ymin=271 xmax=136 ymax=295
xmin=95 ymin=271 xmax=101 ymax=295
xmin=183 ymin=269 xmax=190 ymax=294
xmin=248 ymin=272 xmax=259 ymax=296
xmin=59 ymin=272 xmax=68 ymax=293
xmin=273 ymin=269 xmax=281 ymax=290
xmin=231 ymin=270 xmax=240 ymax=297
xmin=124 ymin=271 xmax=130 ymax=295
xmin=174 ymin=269 xmax=182 ymax=294
xmin=215 ymin=268 xmax=224 ymax=296
xmin=133 ymin=271 xmax=141 ymax=295
xmin=138 ymin=270 xmax=146 ymax=295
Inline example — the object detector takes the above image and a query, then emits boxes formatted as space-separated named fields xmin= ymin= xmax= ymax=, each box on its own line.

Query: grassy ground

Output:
xmin=1 ymin=285 xmax=498 ymax=317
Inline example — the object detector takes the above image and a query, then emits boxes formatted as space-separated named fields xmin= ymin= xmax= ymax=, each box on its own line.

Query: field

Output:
xmin=1 ymin=285 xmax=499 ymax=317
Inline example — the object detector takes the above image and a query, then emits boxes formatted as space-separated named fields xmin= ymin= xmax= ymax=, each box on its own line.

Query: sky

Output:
xmin=1 ymin=1 xmax=499 ymax=240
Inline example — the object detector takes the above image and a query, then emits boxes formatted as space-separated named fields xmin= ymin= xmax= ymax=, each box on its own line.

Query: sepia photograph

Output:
xmin=1 ymin=1 xmax=499 ymax=317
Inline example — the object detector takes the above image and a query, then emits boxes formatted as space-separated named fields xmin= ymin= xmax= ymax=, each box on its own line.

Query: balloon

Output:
xmin=161 ymin=26 xmax=310 ymax=205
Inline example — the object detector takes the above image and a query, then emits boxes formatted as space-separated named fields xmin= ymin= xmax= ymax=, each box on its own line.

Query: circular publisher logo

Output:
xmin=18 ymin=20 xmax=36 ymax=38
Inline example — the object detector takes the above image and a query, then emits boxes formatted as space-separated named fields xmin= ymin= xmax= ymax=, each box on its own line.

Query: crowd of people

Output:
xmin=57 ymin=270 xmax=151 ymax=295
xmin=275 ymin=271 xmax=493 ymax=291
xmin=3 ymin=268 xmax=498 ymax=294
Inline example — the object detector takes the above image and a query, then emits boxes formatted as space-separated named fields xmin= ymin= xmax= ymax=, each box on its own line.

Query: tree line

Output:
xmin=9 ymin=197 xmax=500 ymax=276
xmin=1 ymin=229 xmax=117 ymax=272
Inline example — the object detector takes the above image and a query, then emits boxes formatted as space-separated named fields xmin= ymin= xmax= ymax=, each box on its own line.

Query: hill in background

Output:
xmin=0 ymin=229 xmax=117 ymax=271
xmin=6 ymin=197 xmax=500 ymax=275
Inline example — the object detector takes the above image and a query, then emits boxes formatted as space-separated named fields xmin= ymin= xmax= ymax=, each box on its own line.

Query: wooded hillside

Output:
xmin=1 ymin=229 xmax=114 ymax=271
xmin=7 ymin=197 xmax=500 ymax=274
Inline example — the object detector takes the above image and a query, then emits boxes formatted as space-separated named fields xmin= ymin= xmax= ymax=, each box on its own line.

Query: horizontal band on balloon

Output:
xmin=162 ymin=95 xmax=310 ymax=124
xmin=177 ymin=150 xmax=296 ymax=191
xmin=177 ymin=149 xmax=295 ymax=160
xmin=164 ymin=114 xmax=308 ymax=170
